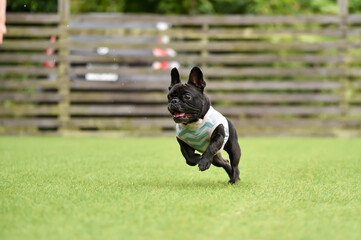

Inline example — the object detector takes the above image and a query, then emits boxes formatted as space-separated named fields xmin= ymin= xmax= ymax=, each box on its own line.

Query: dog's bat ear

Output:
xmin=188 ymin=66 xmax=206 ymax=92
xmin=169 ymin=67 xmax=181 ymax=90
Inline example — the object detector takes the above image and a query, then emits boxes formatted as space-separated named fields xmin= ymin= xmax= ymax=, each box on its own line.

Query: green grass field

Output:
xmin=0 ymin=137 xmax=360 ymax=240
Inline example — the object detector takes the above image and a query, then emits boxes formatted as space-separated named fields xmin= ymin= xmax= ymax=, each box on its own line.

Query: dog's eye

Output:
xmin=184 ymin=93 xmax=192 ymax=101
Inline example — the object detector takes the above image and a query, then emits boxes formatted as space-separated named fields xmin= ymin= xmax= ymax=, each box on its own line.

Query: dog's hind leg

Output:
xmin=226 ymin=144 xmax=241 ymax=184
xmin=224 ymin=120 xmax=241 ymax=184
xmin=212 ymin=153 xmax=232 ymax=179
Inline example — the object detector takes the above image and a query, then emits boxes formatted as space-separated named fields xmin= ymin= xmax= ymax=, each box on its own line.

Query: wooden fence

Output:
xmin=1 ymin=0 xmax=361 ymax=136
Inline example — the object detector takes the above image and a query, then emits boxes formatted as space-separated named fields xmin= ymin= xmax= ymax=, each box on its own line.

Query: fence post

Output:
xmin=201 ymin=24 xmax=209 ymax=68
xmin=58 ymin=0 xmax=70 ymax=135
xmin=337 ymin=0 xmax=350 ymax=134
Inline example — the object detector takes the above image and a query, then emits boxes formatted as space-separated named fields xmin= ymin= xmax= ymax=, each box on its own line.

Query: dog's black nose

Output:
xmin=170 ymin=98 xmax=179 ymax=104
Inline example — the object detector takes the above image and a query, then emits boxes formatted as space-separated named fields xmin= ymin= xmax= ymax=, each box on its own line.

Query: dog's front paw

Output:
xmin=228 ymin=177 xmax=240 ymax=184
xmin=198 ymin=157 xmax=211 ymax=171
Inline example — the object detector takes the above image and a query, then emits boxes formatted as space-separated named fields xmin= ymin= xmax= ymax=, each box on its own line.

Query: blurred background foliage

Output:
xmin=6 ymin=0 xmax=361 ymax=14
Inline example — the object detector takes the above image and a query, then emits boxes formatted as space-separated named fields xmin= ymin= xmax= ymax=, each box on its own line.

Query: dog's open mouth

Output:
xmin=174 ymin=112 xmax=185 ymax=118
xmin=173 ymin=112 xmax=191 ymax=122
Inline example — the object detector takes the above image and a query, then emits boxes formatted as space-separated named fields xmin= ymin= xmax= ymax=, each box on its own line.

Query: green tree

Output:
xmin=7 ymin=0 xmax=57 ymax=12
xmin=5 ymin=0 xmax=358 ymax=14
xmin=71 ymin=0 xmax=126 ymax=13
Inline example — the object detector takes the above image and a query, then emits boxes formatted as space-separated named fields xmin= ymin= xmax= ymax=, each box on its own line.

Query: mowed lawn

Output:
xmin=0 ymin=137 xmax=360 ymax=240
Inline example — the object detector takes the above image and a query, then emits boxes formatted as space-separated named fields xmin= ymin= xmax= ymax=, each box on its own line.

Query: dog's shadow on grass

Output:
xmin=125 ymin=178 xmax=253 ymax=191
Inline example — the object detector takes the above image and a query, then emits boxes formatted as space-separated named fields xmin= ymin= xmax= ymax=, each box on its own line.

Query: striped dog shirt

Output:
xmin=176 ymin=106 xmax=229 ymax=153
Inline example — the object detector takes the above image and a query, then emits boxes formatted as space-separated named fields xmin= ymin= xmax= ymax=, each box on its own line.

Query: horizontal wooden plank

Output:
xmin=0 ymin=67 xmax=58 ymax=75
xmin=69 ymin=80 xmax=341 ymax=91
xmin=66 ymin=41 xmax=344 ymax=52
xmin=350 ymin=94 xmax=361 ymax=103
xmin=208 ymin=80 xmax=341 ymax=90
xmin=349 ymin=107 xmax=361 ymax=115
xmin=71 ymin=14 xmax=341 ymax=25
xmin=70 ymin=92 xmax=165 ymax=103
xmin=347 ymin=27 xmax=361 ymax=36
xmin=0 ymin=53 xmax=342 ymax=65
xmin=0 ymin=79 xmax=342 ymax=91
xmin=69 ymin=105 xmax=341 ymax=116
xmin=210 ymin=93 xmax=341 ymax=103
xmin=1 ymin=118 xmax=357 ymax=135
xmin=66 ymin=53 xmax=342 ymax=65
xmin=69 ymin=92 xmax=340 ymax=103
xmin=0 ymin=118 xmax=59 ymax=127
xmin=0 ymin=105 xmax=59 ymax=115
xmin=68 ymin=118 xmax=173 ymax=129
xmin=0 ymin=54 xmax=59 ymax=63
xmin=68 ymin=66 xmax=345 ymax=77
xmin=3 ymin=52 xmax=357 ymax=65
xmin=348 ymin=69 xmax=361 ymax=77
xmin=347 ymin=14 xmax=361 ymax=24
xmin=6 ymin=14 xmax=60 ymax=24
xmin=3 ymin=40 xmax=361 ymax=52
xmin=202 ymin=67 xmax=344 ymax=77
xmin=0 ymin=93 xmax=62 ymax=102
xmin=67 ymin=27 xmax=343 ymax=38
xmin=201 ymin=53 xmax=342 ymax=64
xmin=0 ymin=66 xmax=354 ymax=79
xmin=0 ymin=40 xmax=60 ymax=50
xmin=232 ymin=118 xmax=343 ymax=128
xmin=70 ymin=105 xmax=167 ymax=116
xmin=0 ymin=80 xmax=59 ymax=89
xmin=345 ymin=119 xmax=361 ymax=128
xmin=66 ymin=54 xmax=176 ymax=64
xmin=0 ymin=117 xmax=355 ymax=131
xmin=354 ymin=81 xmax=361 ymax=89
xmin=206 ymin=28 xmax=342 ymax=38
xmin=68 ymin=117 xmax=343 ymax=129
xmin=70 ymin=80 xmax=168 ymax=91
xmin=5 ymin=27 xmax=61 ymax=37
xmin=218 ymin=106 xmax=342 ymax=116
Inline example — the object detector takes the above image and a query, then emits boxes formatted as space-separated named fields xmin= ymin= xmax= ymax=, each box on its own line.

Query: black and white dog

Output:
xmin=167 ymin=67 xmax=241 ymax=184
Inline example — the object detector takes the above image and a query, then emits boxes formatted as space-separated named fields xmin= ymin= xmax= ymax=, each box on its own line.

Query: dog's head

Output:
xmin=167 ymin=67 xmax=210 ymax=124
